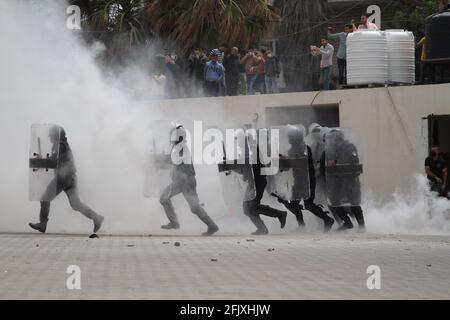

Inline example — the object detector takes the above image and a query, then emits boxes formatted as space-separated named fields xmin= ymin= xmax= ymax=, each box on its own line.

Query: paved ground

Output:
xmin=0 ymin=232 xmax=449 ymax=299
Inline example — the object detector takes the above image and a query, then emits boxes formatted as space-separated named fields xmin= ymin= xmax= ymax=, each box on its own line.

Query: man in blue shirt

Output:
xmin=203 ymin=52 xmax=225 ymax=97
xmin=328 ymin=24 xmax=352 ymax=86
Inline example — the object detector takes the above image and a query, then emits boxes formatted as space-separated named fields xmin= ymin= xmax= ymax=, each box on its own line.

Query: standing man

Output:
xmin=29 ymin=125 xmax=104 ymax=234
xmin=254 ymin=49 xmax=267 ymax=94
xmin=352 ymin=14 xmax=379 ymax=31
xmin=240 ymin=47 xmax=262 ymax=95
xmin=425 ymin=145 xmax=448 ymax=198
xmin=203 ymin=52 xmax=225 ymax=97
xmin=311 ymin=37 xmax=334 ymax=90
xmin=160 ymin=125 xmax=219 ymax=236
xmin=223 ymin=47 xmax=240 ymax=96
xmin=188 ymin=48 xmax=208 ymax=96
xmin=264 ymin=49 xmax=281 ymax=94
xmin=211 ymin=44 xmax=228 ymax=95
xmin=328 ymin=24 xmax=352 ymax=87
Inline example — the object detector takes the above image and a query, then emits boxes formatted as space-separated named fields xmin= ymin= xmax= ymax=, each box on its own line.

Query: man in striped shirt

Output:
xmin=211 ymin=44 xmax=228 ymax=95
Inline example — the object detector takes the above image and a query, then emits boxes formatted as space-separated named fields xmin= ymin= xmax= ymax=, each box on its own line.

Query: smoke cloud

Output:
xmin=0 ymin=0 xmax=449 ymax=236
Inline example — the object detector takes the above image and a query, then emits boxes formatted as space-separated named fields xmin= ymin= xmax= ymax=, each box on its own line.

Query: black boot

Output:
xmin=351 ymin=206 xmax=366 ymax=232
xmin=337 ymin=220 xmax=353 ymax=231
xmin=252 ymin=225 xmax=269 ymax=235
xmin=29 ymin=222 xmax=47 ymax=233
xmin=30 ymin=201 xmax=50 ymax=233
xmin=324 ymin=217 xmax=335 ymax=232
xmin=278 ymin=211 xmax=287 ymax=229
xmin=161 ymin=222 xmax=180 ymax=230
xmin=202 ymin=224 xmax=219 ymax=236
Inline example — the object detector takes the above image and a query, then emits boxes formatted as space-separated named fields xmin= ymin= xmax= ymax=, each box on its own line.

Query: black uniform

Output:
xmin=242 ymin=154 xmax=287 ymax=234
xmin=425 ymin=156 xmax=447 ymax=196
xmin=281 ymin=146 xmax=334 ymax=231
xmin=321 ymin=138 xmax=365 ymax=230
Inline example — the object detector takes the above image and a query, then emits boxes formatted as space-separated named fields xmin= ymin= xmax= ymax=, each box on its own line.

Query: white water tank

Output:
xmin=346 ymin=31 xmax=388 ymax=85
xmin=385 ymin=29 xmax=415 ymax=84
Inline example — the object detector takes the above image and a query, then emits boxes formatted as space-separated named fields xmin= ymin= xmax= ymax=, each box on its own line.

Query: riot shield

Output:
xmin=29 ymin=124 xmax=60 ymax=201
xmin=324 ymin=128 xmax=363 ymax=207
xmin=217 ymin=128 xmax=256 ymax=205
xmin=144 ymin=121 xmax=174 ymax=198
xmin=267 ymin=125 xmax=310 ymax=202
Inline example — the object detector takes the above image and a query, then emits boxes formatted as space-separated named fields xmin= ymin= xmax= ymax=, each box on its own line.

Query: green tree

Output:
xmin=386 ymin=0 xmax=443 ymax=38
xmin=147 ymin=0 xmax=280 ymax=54
xmin=69 ymin=0 xmax=152 ymax=57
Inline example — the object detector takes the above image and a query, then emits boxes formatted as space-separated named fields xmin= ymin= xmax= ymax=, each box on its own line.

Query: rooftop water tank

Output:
xmin=347 ymin=31 xmax=388 ymax=85
xmin=425 ymin=10 xmax=450 ymax=60
xmin=385 ymin=29 xmax=415 ymax=84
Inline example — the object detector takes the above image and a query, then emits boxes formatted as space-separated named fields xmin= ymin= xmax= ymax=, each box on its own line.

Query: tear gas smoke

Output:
xmin=0 ymin=0 xmax=449 ymax=235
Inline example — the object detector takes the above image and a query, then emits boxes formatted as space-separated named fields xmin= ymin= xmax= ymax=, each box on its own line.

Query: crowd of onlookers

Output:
xmin=151 ymin=3 xmax=450 ymax=99
xmin=309 ymin=13 xmax=379 ymax=91
xmin=151 ymin=44 xmax=281 ymax=99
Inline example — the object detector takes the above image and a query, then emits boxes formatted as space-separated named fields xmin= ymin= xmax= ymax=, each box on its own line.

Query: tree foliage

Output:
xmin=386 ymin=0 xmax=444 ymax=38
xmin=147 ymin=0 xmax=280 ymax=54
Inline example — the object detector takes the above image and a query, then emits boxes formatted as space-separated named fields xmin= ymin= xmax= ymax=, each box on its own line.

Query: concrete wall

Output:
xmin=145 ymin=83 xmax=450 ymax=202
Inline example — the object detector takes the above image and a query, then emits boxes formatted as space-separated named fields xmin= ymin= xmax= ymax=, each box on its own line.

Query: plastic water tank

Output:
xmin=425 ymin=10 xmax=450 ymax=60
xmin=347 ymin=31 xmax=388 ymax=85
xmin=385 ymin=29 xmax=415 ymax=84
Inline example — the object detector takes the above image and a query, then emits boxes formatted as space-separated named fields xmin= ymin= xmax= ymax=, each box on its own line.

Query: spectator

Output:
xmin=311 ymin=37 xmax=334 ymax=91
xmin=264 ymin=49 xmax=280 ymax=94
xmin=211 ymin=44 xmax=228 ymax=95
xmin=188 ymin=48 xmax=208 ymax=96
xmin=223 ymin=47 xmax=240 ymax=96
xmin=425 ymin=145 xmax=448 ymax=198
xmin=255 ymin=49 xmax=267 ymax=94
xmin=203 ymin=52 xmax=225 ymax=97
xmin=164 ymin=54 xmax=183 ymax=98
xmin=328 ymin=24 xmax=352 ymax=87
xmin=352 ymin=14 xmax=379 ymax=31
xmin=237 ymin=48 xmax=247 ymax=95
xmin=240 ymin=47 xmax=262 ymax=95
xmin=211 ymin=44 xmax=227 ymax=64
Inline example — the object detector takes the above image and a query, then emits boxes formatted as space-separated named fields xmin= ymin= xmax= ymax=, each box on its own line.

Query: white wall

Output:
xmin=146 ymin=83 xmax=450 ymax=202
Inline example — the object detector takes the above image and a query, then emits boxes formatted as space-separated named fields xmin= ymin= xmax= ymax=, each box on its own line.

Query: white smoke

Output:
xmin=0 ymin=0 xmax=449 ymax=236
xmin=364 ymin=175 xmax=450 ymax=235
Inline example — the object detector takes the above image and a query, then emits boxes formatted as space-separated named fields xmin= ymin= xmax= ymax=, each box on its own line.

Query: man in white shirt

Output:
xmin=311 ymin=37 xmax=334 ymax=90
xmin=353 ymin=13 xmax=379 ymax=31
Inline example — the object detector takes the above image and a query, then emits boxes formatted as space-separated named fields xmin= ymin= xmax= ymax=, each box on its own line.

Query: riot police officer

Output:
xmin=277 ymin=125 xmax=334 ymax=232
xmin=159 ymin=125 xmax=219 ymax=236
xmin=321 ymin=129 xmax=365 ymax=232
xmin=243 ymin=153 xmax=288 ymax=235
xmin=29 ymin=125 xmax=104 ymax=233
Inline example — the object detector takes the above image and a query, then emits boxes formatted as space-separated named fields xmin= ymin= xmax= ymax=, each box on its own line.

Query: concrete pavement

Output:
xmin=0 ymin=232 xmax=449 ymax=299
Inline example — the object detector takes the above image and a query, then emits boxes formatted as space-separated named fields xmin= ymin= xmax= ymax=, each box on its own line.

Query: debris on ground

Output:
xmin=89 ymin=234 xmax=99 ymax=239
xmin=426 ymin=264 xmax=432 ymax=267
xmin=35 ymin=244 xmax=39 ymax=247
xmin=267 ymin=248 xmax=275 ymax=252
xmin=246 ymin=239 xmax=255 ymax=242
xmin=174 ymin=242 xmax=181 ymax=247
xmin=163 ymin=241 xmax=169 ymax=244
xmin=127 ymin=245 xmax=135 ymax=247
xmin=211 ymin=258 xmax=218 ymax=262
